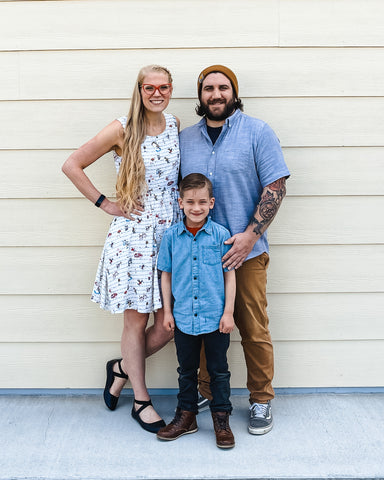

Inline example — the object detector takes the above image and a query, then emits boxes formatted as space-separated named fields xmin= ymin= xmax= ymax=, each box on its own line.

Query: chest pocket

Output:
xmin=220 ymin=145 xmax=254 ymax=175
xmin=202 ymin=245 xmax=221 ymax=265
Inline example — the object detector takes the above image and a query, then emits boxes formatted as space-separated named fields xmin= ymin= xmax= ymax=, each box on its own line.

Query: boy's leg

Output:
xmin=157 ymin=326 xmax=200 ymax=441
xmin=198 ymin=343 xmax=213 ymax=401
xmin=203 ymin=330 xmax=231 ymax=413
xmin=174 ymin=326 xmax=202 ymax=413
xmin=204 ymin=330 xmax=235 ymax=448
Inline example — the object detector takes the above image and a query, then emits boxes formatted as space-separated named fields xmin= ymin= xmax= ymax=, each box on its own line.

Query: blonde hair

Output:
xmin=116 ymin=64 xmax=173 ymax=211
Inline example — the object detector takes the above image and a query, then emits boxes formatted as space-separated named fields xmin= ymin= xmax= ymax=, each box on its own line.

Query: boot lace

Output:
xmin=214 ymin=413 xmax=230 ymax=431
xmin=170 ymin=409 xmax=183 ymax=425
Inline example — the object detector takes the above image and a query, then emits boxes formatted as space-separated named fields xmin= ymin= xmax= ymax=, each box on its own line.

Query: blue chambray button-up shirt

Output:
xmin=180 ymin=109 xmax=290 ymax=261
xmin=157 ymin=217 xmax=231 ymax=335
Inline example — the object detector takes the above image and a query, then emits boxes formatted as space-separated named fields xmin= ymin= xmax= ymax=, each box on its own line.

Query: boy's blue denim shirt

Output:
xmin=157 ymin=217 xmax=231 ymax=335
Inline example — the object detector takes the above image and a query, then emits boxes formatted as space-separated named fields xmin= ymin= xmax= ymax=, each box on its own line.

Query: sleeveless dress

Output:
xmin=91 ymin=113 xmax=181 ymax=313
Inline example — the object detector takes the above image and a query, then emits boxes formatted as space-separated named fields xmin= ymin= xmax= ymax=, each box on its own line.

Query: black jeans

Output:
xmin=174 ymin=326 xmax=232 ymax=413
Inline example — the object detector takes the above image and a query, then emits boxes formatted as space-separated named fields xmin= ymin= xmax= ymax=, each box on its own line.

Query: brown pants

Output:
xmin=198 ymin=252 xmax=274 ymax=404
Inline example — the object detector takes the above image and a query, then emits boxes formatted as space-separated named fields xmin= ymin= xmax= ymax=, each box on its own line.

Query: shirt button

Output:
xmin=193 ymin=257 xmax=197 ymax=260
xmin=194 ymin=276 xmax=197 ymax=280
xmin=209 ymin=172 xmax=212 ymax=176
xmin=194 ymin=296 xmax=197 ymax=300
xmin=212 ymin=151 xmax=215 ymax=155
xmin=194 ymin=313 xmax=197 ymax=317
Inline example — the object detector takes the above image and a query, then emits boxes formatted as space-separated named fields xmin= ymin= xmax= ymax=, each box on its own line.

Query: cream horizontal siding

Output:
xmin=1 ymin=341 xmax=383 ymax=389
xmin=2 ymin=98 xmax=384 ymax=148
xmin=1 ymin=147 xmax=383 ymax=198
xmin=279 ymin=0 xmax=384 ymax=46
xmin=0 ymin=0 xmax=280 ymax=50
xmin=1 ymin=0 xmax=383 ymax=390
xmin=1 ymin=197 xmax=384 ymax=245
xmin=2 ymin=48 xmax=384 ymax=100
xmin=2 ymin=293 xmax=384 ymax=342
xmin=1 ymin=245 xmax=384 ymax=295
xmin=1 ymin=0 xmax=382 ymax=49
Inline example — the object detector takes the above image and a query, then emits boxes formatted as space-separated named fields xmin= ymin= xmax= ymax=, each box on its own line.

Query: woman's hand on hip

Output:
xmin=101 ymin=199 xmax=144 ymax=220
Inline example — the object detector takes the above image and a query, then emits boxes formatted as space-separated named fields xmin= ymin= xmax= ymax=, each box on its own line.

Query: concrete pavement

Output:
xmin=1 ymin=392 xmax=384 ymax=480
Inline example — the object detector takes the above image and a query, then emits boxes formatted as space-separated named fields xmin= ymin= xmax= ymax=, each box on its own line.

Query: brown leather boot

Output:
xmin=211 ymin=411 xmax=235 ymax=449
xmin=157 ymin=407 xmax=198 ymax=441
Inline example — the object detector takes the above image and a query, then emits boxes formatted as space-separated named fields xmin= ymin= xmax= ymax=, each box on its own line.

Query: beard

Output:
xmin=200 ymin=97 xmax=236 ymax=121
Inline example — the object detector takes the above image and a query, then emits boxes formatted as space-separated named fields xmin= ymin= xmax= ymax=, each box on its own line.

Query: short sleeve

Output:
xmin=221 ymin=227 xmax=232 ymax=273
xmin=157 ymin=231 xmax=172 ymax=272
xmin=254 ymin=123 xmax=290 ymax=188
xmin=116 ymin=116 xmax=127 ymax=129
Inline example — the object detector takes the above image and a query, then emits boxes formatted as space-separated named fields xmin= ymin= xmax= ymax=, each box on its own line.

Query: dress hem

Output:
xmin=91 ymin=297 xmax=161 ymax=315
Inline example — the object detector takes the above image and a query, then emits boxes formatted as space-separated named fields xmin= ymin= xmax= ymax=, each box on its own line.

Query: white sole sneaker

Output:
xmin=248 ymin=420 xmax=273 ymax=435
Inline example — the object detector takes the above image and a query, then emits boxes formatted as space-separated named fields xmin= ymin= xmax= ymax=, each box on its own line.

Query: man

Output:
xmin=179 ymin=65 xmax=290 ymax=435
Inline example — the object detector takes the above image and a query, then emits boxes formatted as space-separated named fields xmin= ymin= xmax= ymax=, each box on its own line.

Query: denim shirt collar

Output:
xmin=177 ymin=216 xmax=213 ymax=236
xmin=198 ymin=108 xmax=242 ymax=131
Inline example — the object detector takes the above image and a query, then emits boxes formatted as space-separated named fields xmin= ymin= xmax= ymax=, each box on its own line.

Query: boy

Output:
xmin=156 ymin=173 xmax=236 ymax=449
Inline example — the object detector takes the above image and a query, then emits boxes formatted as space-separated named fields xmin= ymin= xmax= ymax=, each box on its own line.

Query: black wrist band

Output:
xmin=95 ymin=194 xmax=106 ymax=207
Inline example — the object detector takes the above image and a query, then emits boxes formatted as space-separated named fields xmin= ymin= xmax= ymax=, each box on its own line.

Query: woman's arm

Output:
xmin=62 ymin=119 xmax=137 ymax=218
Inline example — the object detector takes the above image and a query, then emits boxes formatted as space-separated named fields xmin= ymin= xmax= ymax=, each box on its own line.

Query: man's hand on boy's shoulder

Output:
xmin=219 ymin=312 xmax=235 ymax=334
xmin=223 ymin=230 xmax=257 ymax=270
xmin=163 ymin=311 xmax=175 ymax=332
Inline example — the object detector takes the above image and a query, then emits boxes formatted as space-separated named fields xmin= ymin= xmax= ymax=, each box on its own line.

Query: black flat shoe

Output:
xmin=131 ymin=399 xmax=166 ymax=434
xmin=103 ymin=358 xmax=128 ymax=411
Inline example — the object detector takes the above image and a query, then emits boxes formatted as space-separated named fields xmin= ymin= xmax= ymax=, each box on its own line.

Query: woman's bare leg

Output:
xmin=144 ymin=308 xmax=174 ymax=356
xmin=109 ymin=308 xmax=173 ymax=423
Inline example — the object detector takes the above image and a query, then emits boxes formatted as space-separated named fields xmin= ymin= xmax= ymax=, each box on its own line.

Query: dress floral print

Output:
xmin=91 ymin=113 xmax=181 ymax=313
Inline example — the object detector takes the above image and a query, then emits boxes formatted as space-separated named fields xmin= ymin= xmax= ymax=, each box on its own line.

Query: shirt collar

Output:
xmin=199 ymin=108 xmax=241 ymax=130
xmin=177 ymin=216 xmax=213 ymax=236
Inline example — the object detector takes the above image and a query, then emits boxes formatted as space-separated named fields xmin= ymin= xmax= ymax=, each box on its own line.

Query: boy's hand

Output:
xmin=163 ymin=312 xmax=175 ymax=332
xmin=219 ymin=312 xmax=235 ymax=334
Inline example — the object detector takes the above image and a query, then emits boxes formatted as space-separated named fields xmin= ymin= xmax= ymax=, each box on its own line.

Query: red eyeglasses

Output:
xmin=141 ymin=84 xmax=172 ymax=96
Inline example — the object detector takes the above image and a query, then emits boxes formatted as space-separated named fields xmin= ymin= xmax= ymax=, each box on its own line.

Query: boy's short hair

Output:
xmin=179 ymin=173 xmax=213 ymax=198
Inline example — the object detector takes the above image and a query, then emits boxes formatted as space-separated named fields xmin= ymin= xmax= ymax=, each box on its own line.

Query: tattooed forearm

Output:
xmin=249 ymin=178 xmax=287 ymax=236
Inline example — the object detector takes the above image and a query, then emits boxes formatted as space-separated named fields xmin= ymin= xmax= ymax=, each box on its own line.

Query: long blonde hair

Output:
xmin=116 ymin=65 xmax=173 ymax=211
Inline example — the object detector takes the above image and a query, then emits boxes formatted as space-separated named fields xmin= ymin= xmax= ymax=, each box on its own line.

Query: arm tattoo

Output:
xmin=249 ymin=178 xmax=287 ymax=236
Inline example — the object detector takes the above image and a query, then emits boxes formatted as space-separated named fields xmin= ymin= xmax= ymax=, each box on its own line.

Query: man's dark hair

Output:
xmin=179 ymin=173 xmax=213 ymax=198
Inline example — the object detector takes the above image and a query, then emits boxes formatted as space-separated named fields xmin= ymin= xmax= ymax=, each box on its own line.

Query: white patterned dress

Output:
xmin=91 ymin=113 xmax=181 ymax=313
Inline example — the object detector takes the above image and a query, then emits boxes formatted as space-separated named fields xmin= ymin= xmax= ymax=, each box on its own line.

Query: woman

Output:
xmin=62 ymin=65 xmax=180 ymax=433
